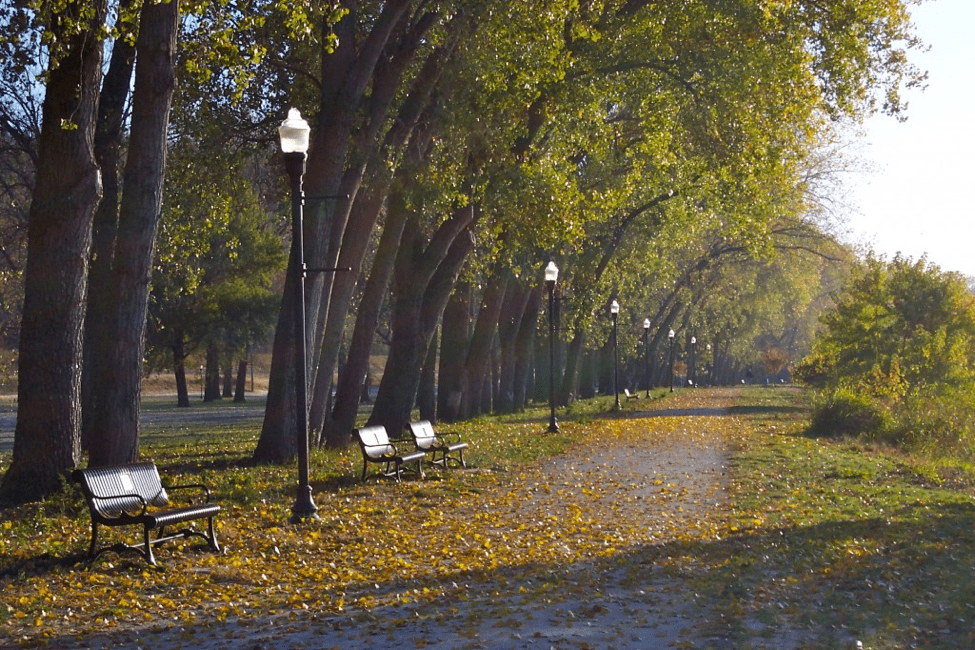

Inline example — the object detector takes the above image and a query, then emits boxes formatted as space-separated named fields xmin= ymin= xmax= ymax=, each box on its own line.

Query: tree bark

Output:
xmin=322 ymin=199 xmax=408 ymax=448
xmin=204 ymin=342 xmax=222 ymax=402
xmin=82 ymin=0 xmax=137 ymax=451
xmin=0 ymin=0 xmax=107 ymax=504
xmin=87 ymin=0 xmax=180 ymax=467
xmin=368 ymin=210 xmax=476 ymax=436
xmin=172 ymin=331 xmax=191 ymax=407
xmin=437 ymin=283 xmax=471 ymax=422
xmin=458 ymin=268 xmax=508 ymax=419
xmin=234 ymin=360 xmax=248 ymax=402
xmin=512 ymin=286 xmax=541 ymax=411
xmin=417 ymin=329 xmax=437 ymax=422
xmin=496 ymin=278 xmax=530 ymax=414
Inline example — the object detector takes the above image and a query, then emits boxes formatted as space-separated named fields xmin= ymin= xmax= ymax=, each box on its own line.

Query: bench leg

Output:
xmin=143 ymin=525 xmax=157 ymax=566
xmin=88 ymin=521 xmax=99 ymax=559
xmin=207 ymin=516 xmax=220 ymax=552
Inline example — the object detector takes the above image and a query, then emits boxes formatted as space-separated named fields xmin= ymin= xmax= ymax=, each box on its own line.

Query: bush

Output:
xmin=809 ymin=389 xmax=890 ymax=439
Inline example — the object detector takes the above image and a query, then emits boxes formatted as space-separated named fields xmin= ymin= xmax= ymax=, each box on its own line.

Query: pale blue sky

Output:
xmin=850 ymin=0 xmax=975 ymax=277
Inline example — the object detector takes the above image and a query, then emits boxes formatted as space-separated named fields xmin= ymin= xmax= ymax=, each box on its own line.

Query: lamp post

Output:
xmin=643 ymin=318 xmax=651 ymax=397
xmin=545 ymin=261 xmax=559 ymax=433
xmin=611 ymin=300 xmax=621 ymax=410
xmin=706 ymin=343 xmax=712 ymax=386
xmin=279 ymin=108 xmax=319 ymax=524
xmin=690 ymin=335 xmax=697 ymax=387
xmin=668 ymin=328 xmax=676 ymax=392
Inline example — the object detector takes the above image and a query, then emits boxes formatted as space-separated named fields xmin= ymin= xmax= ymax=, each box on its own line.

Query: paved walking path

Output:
xmin=77 ymin=388 xmax=740 ymax=650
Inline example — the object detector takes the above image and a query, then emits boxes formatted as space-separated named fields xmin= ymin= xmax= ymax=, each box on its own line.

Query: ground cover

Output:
xmin=1 ymin=387 xmax=974 ymax=649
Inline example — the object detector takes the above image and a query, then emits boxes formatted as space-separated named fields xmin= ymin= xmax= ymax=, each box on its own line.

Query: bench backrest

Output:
xmin=74 ymin=462 xmax=169 ymax=518
xmin=356 ymin=425 xmax=394 ymax=458
xmin=408 ymin=420 xmax=438 ymax=451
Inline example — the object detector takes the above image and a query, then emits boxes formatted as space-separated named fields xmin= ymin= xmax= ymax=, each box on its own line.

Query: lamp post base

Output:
xmin=547 ymin=415 xmax=560 ymax=433
xmin=289 ymin=486 xmax=320 ymax=524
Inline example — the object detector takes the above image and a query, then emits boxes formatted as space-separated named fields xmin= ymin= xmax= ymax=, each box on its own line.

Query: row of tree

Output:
xmin=0 ymin=0 xmax=926 ymax=503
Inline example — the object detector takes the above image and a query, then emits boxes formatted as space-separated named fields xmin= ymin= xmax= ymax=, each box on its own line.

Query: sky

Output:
xmin=848 ymin=0 xmax=975 ymax=278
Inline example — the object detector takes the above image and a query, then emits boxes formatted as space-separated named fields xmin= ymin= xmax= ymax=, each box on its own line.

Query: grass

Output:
xmin=686 ymin=387 xmax=975 ymax=649
xmin=2 ymin=387 xmax=975 ymax=648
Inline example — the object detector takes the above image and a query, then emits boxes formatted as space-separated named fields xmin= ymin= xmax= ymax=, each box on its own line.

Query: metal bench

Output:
xmin=72 ymin=462 xmax=220 ymax=566
xmin=624 ymin=388 xmax=640 ymax=401
xmin=355 ymin=425 xmax=426 ymax=482
xmin=408 ymin=420 xmax=468 ymax=469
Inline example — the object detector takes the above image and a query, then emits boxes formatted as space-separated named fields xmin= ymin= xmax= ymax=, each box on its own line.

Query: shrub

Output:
xmin=809 ymin=389 xmax=890 ymax=439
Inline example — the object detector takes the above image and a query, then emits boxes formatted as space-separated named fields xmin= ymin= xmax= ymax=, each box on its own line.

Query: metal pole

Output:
xmin=613 ymin=312 xmax=621 ymax=410
xmin=285 ymin=151 xmax=318 ymax=523
xmin=669 ymin=335 xmax=675 ymax=393
xmin=547 ymin=280 xmax=559 ymax=433
xmin=644 ymin=327 xmax=651 ymax=397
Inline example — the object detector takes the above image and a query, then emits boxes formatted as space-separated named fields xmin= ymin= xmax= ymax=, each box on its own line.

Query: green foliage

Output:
xmin=808 ymin=387 xmax=891 ymax=439
xmin=800 ymin=255 xmax=975 ymax=459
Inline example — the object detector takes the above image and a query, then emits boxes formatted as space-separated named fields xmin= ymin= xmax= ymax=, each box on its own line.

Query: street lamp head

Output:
xmin=643 ymin=318 xmax=651 ymax=330
xmin=691 ymin=336 xmax=696 ymax=344
xmin=707 ymin=343 xmax=712 ymax=351
xmin=544 ymin=260 xmax=559 ymax=284
xmin=610 ymin=300 xmax=620 ymax=315
xmin=668 ymin=328 xmax=675 ymax=340
xmin=278 ymin=108 xmax=311 ymax=154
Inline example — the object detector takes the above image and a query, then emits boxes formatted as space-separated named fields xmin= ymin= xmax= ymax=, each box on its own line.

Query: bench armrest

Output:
xmin=90 ymin=492 xmax=149 ymax=517
xmin=166 ymin=483 xmax=214 ymax=503
xmin=361 ymin=441 xmax=398 ymax=454
xmin=435 ymin=430 xmax=464 ymax=445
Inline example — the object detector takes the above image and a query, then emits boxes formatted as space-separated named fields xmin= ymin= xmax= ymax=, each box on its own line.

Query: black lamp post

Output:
xmin=668 ymin=328 xmax=676 ymax=392
xmin=643 ymin=318 xmax=651 ymax=397
xmin=611 ymin=300 xmax=620 ymax=410
xmin=706 ymin=343 xmax=712 ymax=386
xmin=690 ymin=335 xmax=697 ymax=386
xmin=545 ymin=261 xmax=559 ymax=433
xmin=279 ymin=108 xmax=319 ymax=524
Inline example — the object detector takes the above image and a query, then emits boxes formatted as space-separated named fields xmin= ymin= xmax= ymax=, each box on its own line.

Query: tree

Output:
xmin=85 ymin=0 xmax=181 ymax=467
xmin=0 ymin=0 xmax=109 ymax=503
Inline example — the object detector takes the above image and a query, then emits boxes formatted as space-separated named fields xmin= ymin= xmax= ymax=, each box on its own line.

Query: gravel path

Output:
xmin=77 ymin=389 xmax=740 ymax=650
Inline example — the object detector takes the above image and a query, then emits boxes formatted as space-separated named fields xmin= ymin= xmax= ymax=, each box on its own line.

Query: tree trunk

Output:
xmin=437 ymin=283 xmax=471 ymax=422
xmin=496 ymin=279 xmax=530 ymax=414
xmin=512 ymin=286 xmax=541 ymax=411
xmin=82 ymin=0 xmax=137 ymax=451
xmin=417 ymin=329 xmax=437 ymax=422
xmin=0 ymin=0 xmax=107 ymax=504
xmin=87 ymin=0 xmax=180 ymax=467
xmin=458 ymin=268 xmax=508 ymax=419
xmin=322 ymin=175 xmax=414 ymax=449
xmin=173 ymin=332 xmax=190 ymax=407
xmin=368 ymin=215 xmax=475 ymax=436
xmin=204 ymin=342 xmax=222 ymax=402
xmin=234 ymin=360 xmax=247 ymax=402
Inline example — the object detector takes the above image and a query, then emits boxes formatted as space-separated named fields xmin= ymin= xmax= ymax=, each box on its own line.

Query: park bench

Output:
xmin=355 ymin=425 xmax=426 ymax=482
xmin=408 ymin=420 xmax=468 ymax=470
xmin=72 ymin=462 xmax=220 ymax=566
xmin=624 ymin=388 xmax=640 ymax=401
